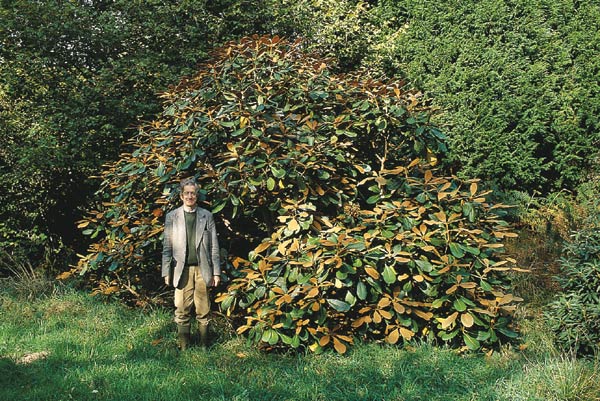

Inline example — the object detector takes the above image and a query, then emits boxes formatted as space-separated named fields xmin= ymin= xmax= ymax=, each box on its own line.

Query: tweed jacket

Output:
xmin=161 ymin=206 xmax=220 ymax=288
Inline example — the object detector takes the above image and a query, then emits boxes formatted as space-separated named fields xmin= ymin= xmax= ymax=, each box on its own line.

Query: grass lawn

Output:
xmin=1 ymin=284 xmax=598 ymax=401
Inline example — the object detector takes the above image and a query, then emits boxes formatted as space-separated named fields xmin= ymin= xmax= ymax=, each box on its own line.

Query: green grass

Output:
xmin=1 ymin=284 xmax=599 ymax=401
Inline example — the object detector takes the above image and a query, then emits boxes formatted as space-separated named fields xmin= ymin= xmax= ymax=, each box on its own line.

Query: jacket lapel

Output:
xmin=194 ymin=210 xmax=207 ymax=250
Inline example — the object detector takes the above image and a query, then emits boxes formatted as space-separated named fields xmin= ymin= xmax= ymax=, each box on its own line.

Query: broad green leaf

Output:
xmin=464 ymin=245 xmax=480 ymax=255
xmin=327 ymin=299 xmax=351 ymax=312
xmin=431 ymin=298 xmax=445 ymax=308
xmin=366 ymin=194 xmax=380 ymax=204
xmin=345 ymin=291 xmax=356 ymax=305
xmin=453 ymin=298 xmax=467 ymax=312
xmin=336 ymin=270 xmax=348 ymax=280
xmin=449 ymin=243 xmax=465 ymax=258
xmin=221 ymin=295 xmax=235 ymax=310
xmin=318 ymin=170 xmax=330 ymax=179
xmin=381 ymin=229 xmax=395 ymax=239
xmin=476 ymin=330 xmax=491 ymax=341
xmin=439 ymin=330 xmax=459 ymax=341
xmin=383 ymin=265 xmax=397 ymax=284
xmin=231 ymin=128 xmax=246 ymax=137
xmin=463 ymin=332 xmax=480 ymax=350
xmin=496 ymin=327 xmax=519 ymax=338
xmin=280 ymin=333 xmax=293 ymax=345
xmin=415 ymin=259 xmax=433 ymax=272
xmin=156 ymin=162 xmax=165 ymax=177
xmin=346 ymin=241 xmax=366 ymax=251
xmin=261 ymin=329 xmax=278 ymax=345
xmin=480 ymin=280 xmax=493 ymax=292
xmin=212 ymin=200 xmax=226 ymax=214
xmin=357 ymin=281 xmax=367 ymax=300
xmin=271 ymin=166 xmax=286 ymax=178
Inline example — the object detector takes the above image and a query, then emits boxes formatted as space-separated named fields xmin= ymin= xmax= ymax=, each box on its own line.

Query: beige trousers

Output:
xmin=174 ymin=265 xmax=210 ymax=326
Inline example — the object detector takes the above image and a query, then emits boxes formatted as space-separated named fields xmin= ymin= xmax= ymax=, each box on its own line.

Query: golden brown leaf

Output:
xmin=378 ymin=297 xmax=392 ymax=308
xmin=365 ymin=267 xmax=380 ymax=279
xmin=386 ymin=329 xmax=400 ymax=344
xmin=413 ymin=309 xmax=433 ymax=320
xmin=439 ymin=312 xmax=459 ymax=329
xmin=470 ymin=182 xmax=478 ymax=196
xmin=461 ymin=312 xmax=474 ymax=328
xmin=319 ymin=335 xmax=331 ymax=347
xmin=333 ymin=337 xmax=347 ymax=354
xmin=254 ymin=241 xmax=271 ymax=254
xmin=399 ymin=327 xmax=415 ymax=340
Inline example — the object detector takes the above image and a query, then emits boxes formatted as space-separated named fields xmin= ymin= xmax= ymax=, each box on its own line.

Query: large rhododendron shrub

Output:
xmin=74 ymin=35 xmax=522 ymax=353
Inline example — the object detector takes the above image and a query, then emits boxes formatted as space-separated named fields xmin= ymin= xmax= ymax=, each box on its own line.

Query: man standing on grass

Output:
xmin=162 ymin=177 xmax=221 ymax=350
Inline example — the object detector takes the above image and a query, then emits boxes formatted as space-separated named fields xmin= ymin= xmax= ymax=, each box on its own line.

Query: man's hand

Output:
xmin=164 ymin=275 xmax=171 ymax=286
xmin=212 ymin=275 xmax=221 ymax=287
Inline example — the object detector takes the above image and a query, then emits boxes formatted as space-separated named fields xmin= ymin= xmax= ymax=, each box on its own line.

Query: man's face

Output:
xmin=180 ymin=184 xmax=198 ymax=208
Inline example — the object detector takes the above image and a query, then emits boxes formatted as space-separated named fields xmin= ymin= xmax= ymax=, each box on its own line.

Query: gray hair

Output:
xmin=179 ymin=177 xmax=198 ymax=192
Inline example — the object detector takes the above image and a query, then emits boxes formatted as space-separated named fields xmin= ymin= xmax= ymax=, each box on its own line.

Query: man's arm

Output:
xmin=162 ymin=212 xmax=174 ymax=286
xmin=207 ymin=212 xmax=221 ymax=286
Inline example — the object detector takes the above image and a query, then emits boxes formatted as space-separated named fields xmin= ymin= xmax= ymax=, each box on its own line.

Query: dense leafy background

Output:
xmin=371 ymin=0 xmax=600 ymax=192
xmin=546 ymin=223 xmax=600 ymax=356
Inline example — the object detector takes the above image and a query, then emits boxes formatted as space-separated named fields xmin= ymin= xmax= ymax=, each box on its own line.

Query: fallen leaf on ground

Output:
xmin=17 ymin=351 xmax=50 ymax=365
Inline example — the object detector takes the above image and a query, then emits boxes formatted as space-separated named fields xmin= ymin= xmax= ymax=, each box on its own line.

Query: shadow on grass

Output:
xmin=0 ymin=341 xmax=516 ymax=401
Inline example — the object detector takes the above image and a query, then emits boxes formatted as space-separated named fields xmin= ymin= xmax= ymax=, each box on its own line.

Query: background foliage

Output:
xmin=375 ymin=0 xmax=600 ymax=193
xmin=545 ymin=209 xmax=600 ymax=356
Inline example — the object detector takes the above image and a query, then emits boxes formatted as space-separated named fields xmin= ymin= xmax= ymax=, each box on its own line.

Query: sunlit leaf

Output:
xmin=439 ymin=312 xmax=458 ymax=329
xmin=365 ymin=267 xmax=380 ymax=279
xmin=386 ymin=329 xmax=400 ymax=344
xmin=461 ymin=313 xmax=474 ymax=328
xmin=383 ymin=265 xmax=396 ymax=284
xmin=357 ymin=281 xmax=367 ymax=300
xmin=399 ymin=327 xmax=415 ymax=340
xmin=463 ymin=332 xmax=480 ymax=350
xmin=327 ymin=299 xmax=351 ymax=312
xmin=333 ymin=337 xmax=347 ymax=354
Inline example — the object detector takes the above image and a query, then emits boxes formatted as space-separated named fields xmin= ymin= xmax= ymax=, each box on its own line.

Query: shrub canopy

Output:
xmin=75 ymin=35 xmax=522 ymax=352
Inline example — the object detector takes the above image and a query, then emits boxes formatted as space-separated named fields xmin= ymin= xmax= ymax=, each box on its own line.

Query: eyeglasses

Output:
xmin=182 ymin=191 xmax=197 ymax=197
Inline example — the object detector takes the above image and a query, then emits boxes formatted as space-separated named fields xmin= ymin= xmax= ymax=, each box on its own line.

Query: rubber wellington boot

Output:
xmin=177 ymin=324 xmax=191 ymax=351
xmin=198 ymin=323 xmax=209 ymax=349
